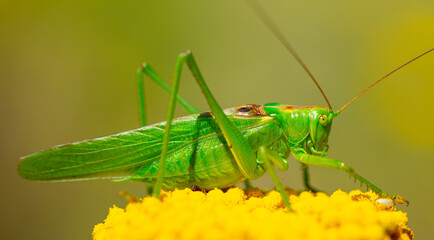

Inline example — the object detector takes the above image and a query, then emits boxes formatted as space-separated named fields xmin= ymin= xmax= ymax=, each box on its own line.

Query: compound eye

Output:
xmin=319 ymin=114 xmax=328 ymax=126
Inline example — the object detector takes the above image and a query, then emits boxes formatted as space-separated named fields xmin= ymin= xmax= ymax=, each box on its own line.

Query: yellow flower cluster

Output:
xmin=93 ymin=188 xmax=413 ymax=240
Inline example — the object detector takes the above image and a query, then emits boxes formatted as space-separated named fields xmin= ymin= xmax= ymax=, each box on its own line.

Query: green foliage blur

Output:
xmin=1 ymin=1 xmax=433 ymax=239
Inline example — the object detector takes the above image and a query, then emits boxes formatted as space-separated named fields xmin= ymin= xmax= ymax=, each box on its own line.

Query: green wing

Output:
xmin=18 ymin=108 xmax=278 ymax=182
xmin=18 ymin=114 xmax=206 ymax=181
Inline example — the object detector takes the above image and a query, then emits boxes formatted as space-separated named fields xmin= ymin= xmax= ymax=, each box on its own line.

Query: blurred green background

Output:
xmin=1 ymin=0 xmax=433 ymax=239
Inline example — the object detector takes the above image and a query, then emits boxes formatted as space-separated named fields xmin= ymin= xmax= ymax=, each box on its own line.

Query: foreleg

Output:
xmin=293 ymin=149 xmax=407 ymax=204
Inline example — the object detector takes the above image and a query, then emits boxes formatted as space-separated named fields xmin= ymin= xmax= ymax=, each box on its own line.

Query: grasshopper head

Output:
xmin=308 ymin=106 xmax=337 ymax=152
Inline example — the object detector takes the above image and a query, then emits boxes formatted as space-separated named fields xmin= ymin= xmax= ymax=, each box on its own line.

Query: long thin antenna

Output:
xmin=337 ymin=48 xmax=434 ymax=114
xmin=247 ymin=0 xmax=333 ymax=110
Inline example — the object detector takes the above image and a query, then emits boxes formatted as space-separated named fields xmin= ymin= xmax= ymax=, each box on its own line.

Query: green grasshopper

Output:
xmin=18 ymin=1 xmax=432 ymax=209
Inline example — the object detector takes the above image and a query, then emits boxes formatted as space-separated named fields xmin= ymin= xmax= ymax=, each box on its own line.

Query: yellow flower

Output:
xmin=93 ymin=188 xmax=413 ymax=240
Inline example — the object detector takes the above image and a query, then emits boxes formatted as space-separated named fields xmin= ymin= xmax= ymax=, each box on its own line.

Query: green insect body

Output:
xmin=16 ymin=52 xmax=391 ymax=208
xmin=18 ymin=103 xmax=335 ymax=191
xmin=19 ymin=45 xmax=431 ymax=209
xmin=19 ymin=2 xmax=432 ymax=209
